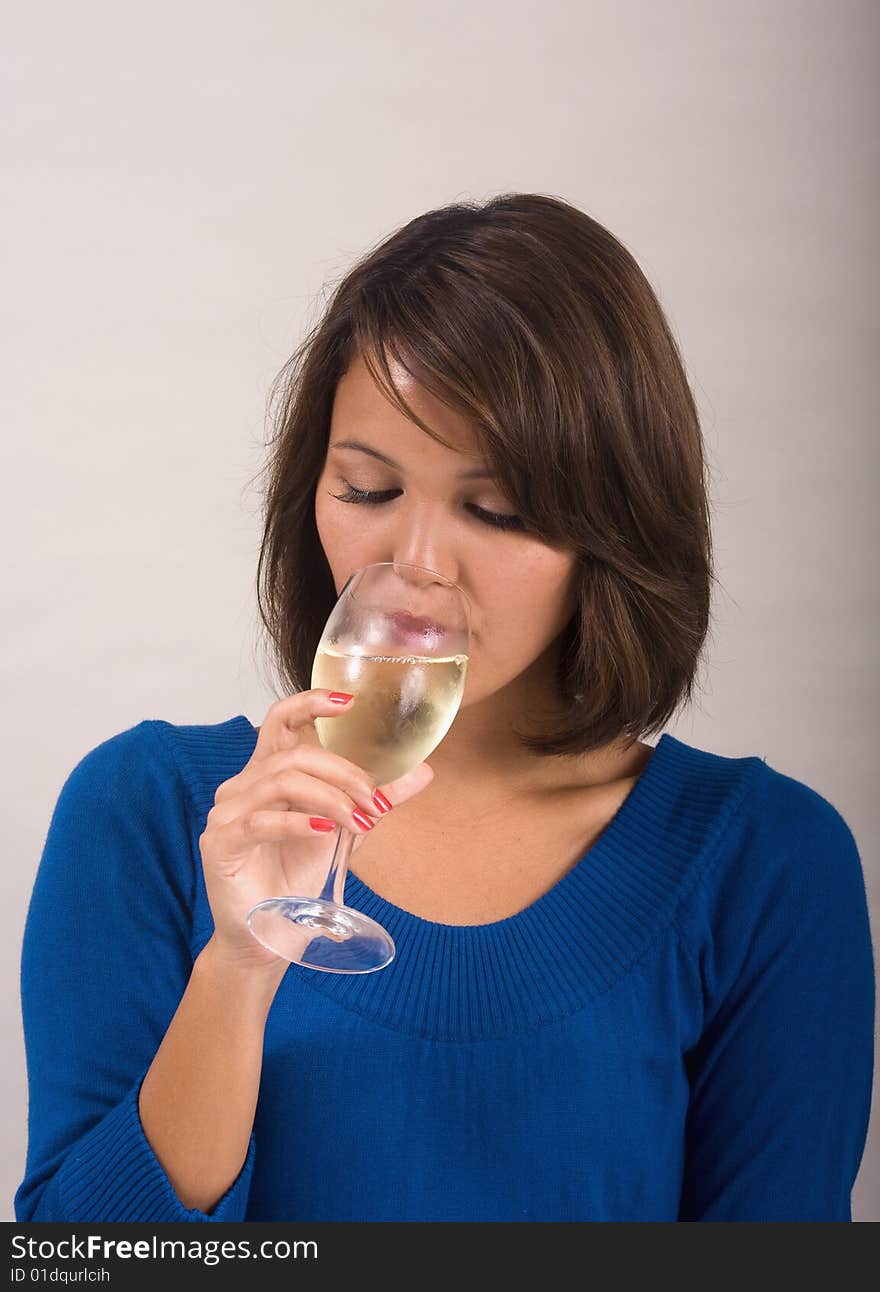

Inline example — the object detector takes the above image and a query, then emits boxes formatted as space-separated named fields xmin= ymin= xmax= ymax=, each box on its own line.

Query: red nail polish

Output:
xmin=372 ymin=789 xmax=392 ymax=814
xmin=329 ymin=692 xmax=354 ymax=704
xmin=309 ymin=817 xmax=337 ymax=832
xmin=351 ymin=809 xmax=375 ymax=831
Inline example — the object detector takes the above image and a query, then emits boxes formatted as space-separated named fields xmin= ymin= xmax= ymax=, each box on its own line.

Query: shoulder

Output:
xmin=741 ymin=754 xmax=864 ymax=902
xmin=56 ymin=713 xmax=257 ymax=822
xmin=45 ymin=720 xmax=199 ymax=858
xmin=664 ymin=732 xmax=865 ymax=899
xmin=674 ymin=743 xmax=870 ymax=983
xmin=146 ymin=714 xmax=259 ymax=820
xmin=57 ymin=718 xmax=170 ymax=804
xmin=38 ymin=716 xmax=256 ymax=916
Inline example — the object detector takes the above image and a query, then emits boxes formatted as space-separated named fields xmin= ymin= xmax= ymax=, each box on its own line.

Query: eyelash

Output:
xmin=330 ymin=484 xmax=527 ymax=532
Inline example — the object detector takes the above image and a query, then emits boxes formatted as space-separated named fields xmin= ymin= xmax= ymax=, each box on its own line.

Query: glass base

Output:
xmin=247 ymin=897 xmax=395 ymax=974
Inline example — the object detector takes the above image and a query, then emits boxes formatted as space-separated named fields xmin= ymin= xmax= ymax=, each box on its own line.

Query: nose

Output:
xmin=389 ymin=501 xmax=464 ymax=599
xmin=389 ymin=565 xmax=470 ymax=624
xmin=346 ymin=494 xmax=473 ymax=634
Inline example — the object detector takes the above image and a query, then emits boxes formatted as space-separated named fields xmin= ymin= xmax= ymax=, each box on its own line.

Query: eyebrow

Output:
xmin=329 ymin=438 xmax=495 ymax=479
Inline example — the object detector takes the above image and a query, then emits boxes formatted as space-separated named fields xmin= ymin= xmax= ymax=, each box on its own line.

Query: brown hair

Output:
xmin=250 ymin=192 xmax=716 ymax=758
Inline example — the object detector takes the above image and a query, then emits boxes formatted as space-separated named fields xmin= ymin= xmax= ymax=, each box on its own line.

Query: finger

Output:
xmin=210 ymin=767 xmax=381 ymax=836
xmin=209 ymin=809 xmax=345 ymax=874
xmin=252 ymin=689 xmax=357 ymax=761
xmin=216 ymin=742 xmax=380 ymax=820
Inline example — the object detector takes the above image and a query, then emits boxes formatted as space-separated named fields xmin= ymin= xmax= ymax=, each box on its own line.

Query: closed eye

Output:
xmin=330 ymin=484 xmax=527 ymax=532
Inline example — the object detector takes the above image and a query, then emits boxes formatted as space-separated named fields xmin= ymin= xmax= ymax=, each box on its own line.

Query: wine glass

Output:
xmin=246 ymin=561 xmax=471 ymax=974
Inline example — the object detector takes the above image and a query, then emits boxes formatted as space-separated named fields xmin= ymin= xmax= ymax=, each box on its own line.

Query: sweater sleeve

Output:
xmin=14 ymin=721 xmax=256 ymax=1222
xmin=676 ymin=766 xmax=875 ymax=1221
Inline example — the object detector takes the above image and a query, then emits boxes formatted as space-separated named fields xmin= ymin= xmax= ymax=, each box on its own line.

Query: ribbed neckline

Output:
xmin=166 ymin=715 xmax=760 ymax=1041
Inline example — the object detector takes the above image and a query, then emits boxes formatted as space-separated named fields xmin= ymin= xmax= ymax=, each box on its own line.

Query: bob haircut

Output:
xmin=252 ymin=192 xmax=715 ymax=759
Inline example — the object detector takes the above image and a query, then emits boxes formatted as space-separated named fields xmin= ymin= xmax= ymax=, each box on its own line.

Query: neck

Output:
xmin=424 ymin=662 xmax=647 ymax=801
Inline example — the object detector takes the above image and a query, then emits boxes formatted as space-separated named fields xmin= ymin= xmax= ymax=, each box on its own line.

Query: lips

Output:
xmin=390 ymin=611 xmax=443 ymax=639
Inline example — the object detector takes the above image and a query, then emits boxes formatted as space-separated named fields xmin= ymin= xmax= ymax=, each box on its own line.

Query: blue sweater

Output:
xmin=15 ymin=717 xmax=875 ymax=1222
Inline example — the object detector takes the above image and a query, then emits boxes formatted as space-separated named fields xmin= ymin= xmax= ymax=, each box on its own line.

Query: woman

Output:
xmin=15 ymin=193 xmax=874 ymax=1222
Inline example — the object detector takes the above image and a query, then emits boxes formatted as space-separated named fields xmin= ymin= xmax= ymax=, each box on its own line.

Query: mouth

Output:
xmin=390 ymin=611 xmax=444 ymax=640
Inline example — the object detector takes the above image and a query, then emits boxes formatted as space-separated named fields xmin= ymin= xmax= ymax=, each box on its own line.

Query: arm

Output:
xmin=675 ymin=768 xmax=875 ymax=1221
xmin=138 ymin=934 xmax=286 ymax=1213
xmin=15 ymin=722 xmax=283 ymax=1222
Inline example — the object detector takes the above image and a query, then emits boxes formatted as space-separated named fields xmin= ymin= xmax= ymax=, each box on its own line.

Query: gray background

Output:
xmin=3 ymin=0 xmax=877 ymax=1221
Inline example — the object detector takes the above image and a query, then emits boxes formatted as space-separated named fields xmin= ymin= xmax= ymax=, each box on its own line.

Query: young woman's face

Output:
xmin=314 ymin=351 xmax=579 ymax=710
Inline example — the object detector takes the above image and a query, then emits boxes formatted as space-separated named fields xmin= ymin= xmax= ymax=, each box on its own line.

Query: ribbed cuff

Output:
xmin=55 ymin=1070 xmax=255 ymax=1222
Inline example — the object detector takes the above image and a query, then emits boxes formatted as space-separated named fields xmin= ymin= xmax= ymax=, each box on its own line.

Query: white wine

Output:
xmin=311 ymin=646 xmax=468 ymax=784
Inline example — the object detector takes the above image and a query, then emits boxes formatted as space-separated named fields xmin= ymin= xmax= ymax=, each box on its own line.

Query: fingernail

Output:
xmin=309 ymin=817 xmax=337 ymax=832
xmin=351 ymin=809 xmax=375 ymax=832
xmin=372 ymin=789 xmax=393 ymax=814
xmin=329 ymin=692 xmax=354 ymax=704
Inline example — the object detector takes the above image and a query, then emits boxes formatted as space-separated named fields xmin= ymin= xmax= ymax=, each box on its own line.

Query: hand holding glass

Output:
xmin=247 ymin=562 xmax=471 ymax=973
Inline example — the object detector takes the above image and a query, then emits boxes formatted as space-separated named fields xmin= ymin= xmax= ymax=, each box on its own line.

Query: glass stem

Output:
xmin=317 ymin=826 xmax=356 ymax=906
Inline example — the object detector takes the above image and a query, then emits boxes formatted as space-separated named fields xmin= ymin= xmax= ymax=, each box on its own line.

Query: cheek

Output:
xmin=493 ymin=547 xmax=576 ymax=608
xmin=314 ymin=488 xmax=353 ymax=591
xmin=313 ymin=487 xmax=330 ymax=545
xmin=479 ymin=551 xmax=577 ymax=644
xmin=314 ymin=485 xmax=359 ymax=553
xmin=315 ymin=484 xmax=392 ymax=603
xmin=314 ymin=478 xmax=337 ymax=530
